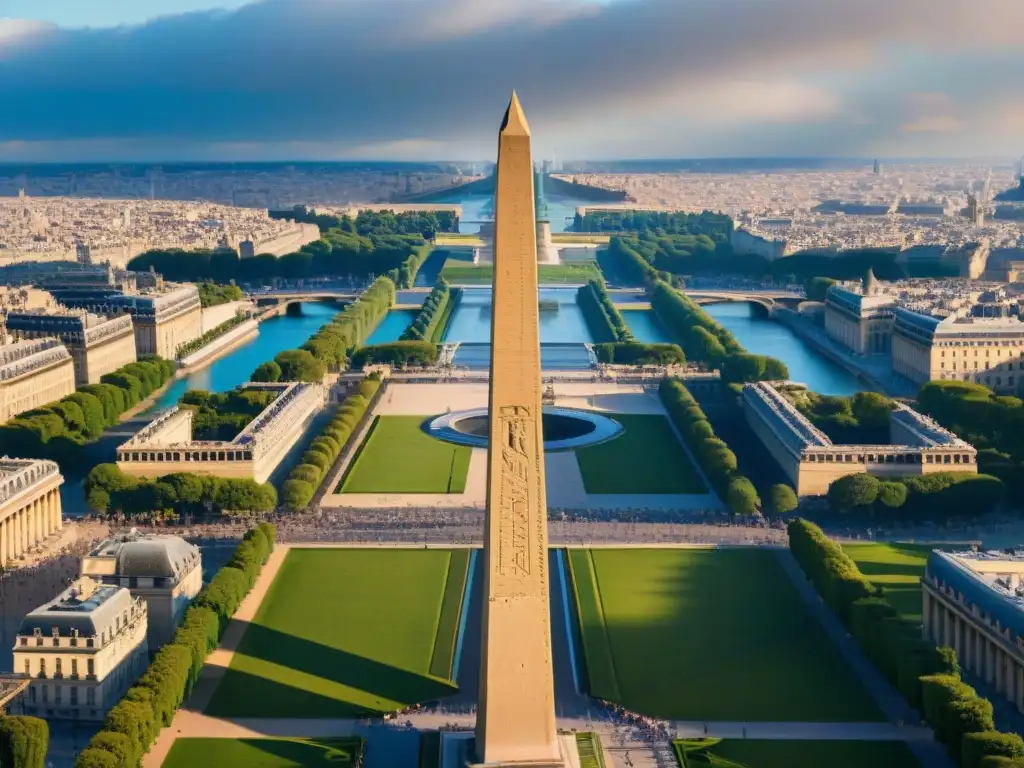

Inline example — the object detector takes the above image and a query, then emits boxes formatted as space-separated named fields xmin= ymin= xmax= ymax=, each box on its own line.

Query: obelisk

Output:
xmin=474 ymin=92 xmax=563 ymax=766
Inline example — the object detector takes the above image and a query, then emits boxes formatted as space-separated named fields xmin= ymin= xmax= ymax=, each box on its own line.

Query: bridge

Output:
xmin=249 ymin=289 xmax=362 ymax=307
xmin=607 ymin=288 xmax=804 ymax=313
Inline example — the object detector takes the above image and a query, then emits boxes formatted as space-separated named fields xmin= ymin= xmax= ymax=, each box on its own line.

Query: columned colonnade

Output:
xmin=922 ymin=581 xmax=1024 ymax=713
xmin=0 ymin=487 xmax=63 ymax=568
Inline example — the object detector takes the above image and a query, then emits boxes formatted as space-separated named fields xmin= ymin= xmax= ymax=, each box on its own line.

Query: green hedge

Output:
xmin=659 ymin=379 xmax=759 ymax=514
xmin=0 ymin=716 xmax=48 ymax=768
xmin=84 ymin=464 xmax=276 ymax=520
xmin=175 ymin=312 xmax=248 ymax=360
xmin=594 ymin=342 xmax=684 ymax=366
xmin=787 ymin=518 xmax=1018 ymax=767
xmin=827 ymin=471 xmax=1005 ymax=520
xmin=255 ymin=276 xmax=396 ymax=379
xmin=401 ymin=279 xmax=452 ymax=342
xmin=577 ymin=280 xmax=633 ymax=343
xmin=648 ymin=280 xmax=788 ymax=382
xmin=0 ymin=357 xmax=175 ymax=467
xmin=282 ymin=375 xmax=382 ymax=510
xmin=350 ymin=341 xmax=439 ymax=368
xmin=76 ymin=524 xmax=277 ymax=768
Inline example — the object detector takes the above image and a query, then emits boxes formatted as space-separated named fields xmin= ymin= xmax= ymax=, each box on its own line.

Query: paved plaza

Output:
xmin=319 ymin=382 xmax=722 ymax=513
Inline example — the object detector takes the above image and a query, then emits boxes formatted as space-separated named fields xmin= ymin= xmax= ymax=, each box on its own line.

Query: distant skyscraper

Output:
xmin=873 ymin=159 xmax=883 ymax=176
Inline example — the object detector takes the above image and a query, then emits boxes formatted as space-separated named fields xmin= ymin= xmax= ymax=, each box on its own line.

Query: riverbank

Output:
xmin=178 ymin=318 xmax=259 ymax=372
xmin=772 ymin=309 xmax=916 ymax=398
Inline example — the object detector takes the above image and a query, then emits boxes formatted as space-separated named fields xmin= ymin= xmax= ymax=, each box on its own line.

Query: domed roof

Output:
xmin=88 ymin=533 xmax=200 ymax=580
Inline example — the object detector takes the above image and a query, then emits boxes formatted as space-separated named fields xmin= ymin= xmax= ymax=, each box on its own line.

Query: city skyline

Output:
xmin=1 ymin=0 xmax=1022 ymax=162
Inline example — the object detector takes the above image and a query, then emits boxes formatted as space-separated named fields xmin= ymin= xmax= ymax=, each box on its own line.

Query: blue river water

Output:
xmin=704 ymin=303 xmax=861 ymax=396
xmin=621 ymin=310 xmax=674 ymax=344
xmin=149 ymin=302 xmax=341 ymax=411
xmin=365 ymin=309 xmax=418 ymax=345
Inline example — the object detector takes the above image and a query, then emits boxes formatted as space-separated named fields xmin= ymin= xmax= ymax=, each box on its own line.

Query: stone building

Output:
xmin=13 ymin=576 xmax=148 ymax=722
xmin=742 ymin=381 xmax=977 ymax=495
xmin=56 ymin=283 xmax=203 ymax=359
xmin=893 ymin=311 xmax=1024 ymax=393
xmin=924 ymin=550 xmax=1024 ymax=714
xmin=5 ymin=310 xmax=137 ymax=386
xmin=81 ymin=533 xmax=202 ymax=650
xmin=0 ymin=338 xmax=76 ymax=423
xmin=0 ymin=458 xmax=63 ymax=566
xmin=824 ymin=270 xmax=897 ymax=355
xmin=117 ymin=381 xmax=327 ymax=484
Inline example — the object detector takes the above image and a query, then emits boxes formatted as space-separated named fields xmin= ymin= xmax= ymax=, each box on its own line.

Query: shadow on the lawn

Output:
xmin=202 ymin=621 xmax=458 ymax=718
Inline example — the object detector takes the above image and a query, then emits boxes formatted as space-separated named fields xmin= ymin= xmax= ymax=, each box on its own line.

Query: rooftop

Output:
xmin=83 ymin=531 xmax=200 ymax=581
xmin=18 ymin=576 xmax=144 ymax=639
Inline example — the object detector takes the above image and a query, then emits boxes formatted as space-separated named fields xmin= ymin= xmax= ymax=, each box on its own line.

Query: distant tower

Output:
xmin=76 ymin=243 xmax=93 ymax=265
xmin=873 ymin=159 xmax=882 ymax=175
xmin=967 ymin=195 xmax=985 ymax=227
xmin=1019 ymin=155 xmax=1024 ymax=185
xmin=864 ymin=267 xmax=879 ymax=297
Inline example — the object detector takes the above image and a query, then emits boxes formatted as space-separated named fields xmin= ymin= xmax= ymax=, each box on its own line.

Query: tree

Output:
xmin=805 ymin=276 xmax=837 ymax=301
xmin=721 ymin=353 xmax=765 ymax=383
xmin=828 ymin=474 xmax=881 ymax=511
xmin=767 ymin=484 xmax=799 ymax=515
xmin=726 ymin=476 xmax=759 ymax=515
xmin=851 ymin=391 xmax=893 ymax=430
xmin=963 ymin=732 xmax=1024 ymax=768
xmin=877 ymin=481 xmax=908 ymax=509
xmin=251 ymin=361 xmax=282 ymax=382
xmin=274 ymin=349 xmax=326 ymax=382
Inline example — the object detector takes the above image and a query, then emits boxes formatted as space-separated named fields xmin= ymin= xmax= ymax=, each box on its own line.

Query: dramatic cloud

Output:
xmin=0 ymin=0 xmax=1022 ymax=160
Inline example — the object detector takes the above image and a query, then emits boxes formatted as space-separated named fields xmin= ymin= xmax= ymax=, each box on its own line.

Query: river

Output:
xmin=704 ymin=303 xmax=860 ymax=396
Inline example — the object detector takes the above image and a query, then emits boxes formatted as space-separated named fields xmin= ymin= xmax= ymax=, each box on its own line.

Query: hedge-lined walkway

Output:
xmin=774 ymin=548 xmax=955 ymax=768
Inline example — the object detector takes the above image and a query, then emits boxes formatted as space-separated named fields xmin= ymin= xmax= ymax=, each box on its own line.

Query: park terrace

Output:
xmin=116 ymin=381 xmax=327 ymax=484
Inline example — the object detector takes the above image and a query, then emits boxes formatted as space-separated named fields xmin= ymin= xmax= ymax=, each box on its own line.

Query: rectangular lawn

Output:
xmin=205 ymin=549 xmax=464 ymax=718
xmin=673 ymin=739 xmax=920 ymax=768
xmin=339 ymin=415 xmax=471 ymax=493
xmin=163 ymin=738 xmax=363 ymax=768
xmin=572 ymin=548 xmax=881 ymax=721
xmin=574 ymin=413 xmax=705 ymax=494
xmin=842 ymin=542 xmax=930 ymax=622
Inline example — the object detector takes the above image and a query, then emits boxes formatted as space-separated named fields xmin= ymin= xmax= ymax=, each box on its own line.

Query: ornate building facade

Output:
xmin=6 ymin=310 xmax=137 ymax=386
xmin=82 ymin=533 xmax=202 ymax=650
xmin=0 ymin=338 xmax=76 ymax=423
xmin=13 ymin=577 xmax=148 ymax=722
xmin=0 ymin=458 xmax=63 ymax=566
xmin=924 ymin=550 xmax=1024 ymax=714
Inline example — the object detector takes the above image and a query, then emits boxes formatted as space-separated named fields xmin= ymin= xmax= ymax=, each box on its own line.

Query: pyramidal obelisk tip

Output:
xmin=500 ymin=90 xmax=531 ymax=136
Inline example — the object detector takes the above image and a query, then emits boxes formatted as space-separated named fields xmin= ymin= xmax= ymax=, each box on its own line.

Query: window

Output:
xmin=86 ymin=688 xmax=95 ymax=706
xmin=55 ymin=687 xmax=61 ymax=705
xmin=87 ymin=659 xmax=94 ymax=677
xmin=71 ymin=659 xmax=78 ymax=678
xmin=70 ymin=687 xmax=78 ymax=705
xmin=29 ymin=686 xmax=36 ymax=703
xmin=55 ymin=659 xmax=62 ymax=678
xmin=39 ymin=659 xmax=45 ymax=678
xmin=41 ymin=686 xmax=48 ymax=704
xmin=23 ymin=660 xmax=29 ymax=676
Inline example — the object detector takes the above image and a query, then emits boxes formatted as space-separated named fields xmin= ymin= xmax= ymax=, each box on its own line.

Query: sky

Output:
xmin=1 ymin=0 xmax=1023 ymax=162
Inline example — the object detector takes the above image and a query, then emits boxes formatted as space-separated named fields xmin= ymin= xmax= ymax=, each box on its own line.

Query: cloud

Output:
xmin=0 ymin=0 xmax=1022 ymax=159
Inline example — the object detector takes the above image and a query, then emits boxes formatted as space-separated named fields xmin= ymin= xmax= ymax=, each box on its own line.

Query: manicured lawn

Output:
xmin=205 ymin=549 xmax=462 ymax=717
xmin=440 ymin=262 xmax=602 ymax=284
xmin=842 ymin=543 xmax=931 ymax=622
xmin=339 ymin=415 xmax=471 ymax=493
xmin=574 ymin=413 xmax=705 ymax=494
xmin=429 ymin=550 xmax=471 ymax=679
xmin=573 ymin=548 xmax=882 ymax=721
xmin=673 ymin=739 xmax=919 ymax=768
xmin=163 ymin=737 xmax=363 ymax=768
xmin=576 ymin=732 xmax=607 ymax=768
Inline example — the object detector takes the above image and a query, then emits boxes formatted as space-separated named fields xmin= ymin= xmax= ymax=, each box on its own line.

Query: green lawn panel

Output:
xmin=583 ymin=549 xmax=882 ymax=721
xmin=205 ymin=549 xmax=458 ymax=718
xmin=673 ymin=738 xmax=921 ymax=768
xmin=440 ymin=263 xmax=602 ymax=285
xmin=340 ymin=415 xmax=472 ymax=494
xmin=429 ymin=550 xmax=470 ymax=680
xmin=576 ymin=732 xmax=607 ymax=768
xmin=842 ymin=542 xmax=930 ymax=622
xmin=567 ymin=549 xmax=621 ymax=701
xmin=162 ymin=737 xmax=364 ymax=768
xmin=575 ymin=413 xmax=706 ymax=494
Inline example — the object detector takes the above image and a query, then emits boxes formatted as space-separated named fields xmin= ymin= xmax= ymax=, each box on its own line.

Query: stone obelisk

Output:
xmin=474 ymin=92 xmax=563 ymax=766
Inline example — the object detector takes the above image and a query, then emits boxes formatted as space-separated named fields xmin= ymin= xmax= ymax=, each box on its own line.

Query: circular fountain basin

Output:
xmin=425 ymin=406 xmax=623 ymax=452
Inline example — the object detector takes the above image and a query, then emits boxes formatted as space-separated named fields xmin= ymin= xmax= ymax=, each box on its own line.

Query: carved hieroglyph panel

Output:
xmin=497 ymin=404 xmax=534 ymax=581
